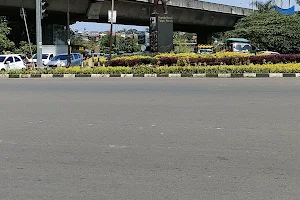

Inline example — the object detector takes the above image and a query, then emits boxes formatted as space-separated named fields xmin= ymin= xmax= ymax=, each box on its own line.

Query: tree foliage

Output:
xmin=225 ymin=12 xmax=300 ymax=54
xmin=14 ymin=41 xmax=37 ymax=56
xmin=117 ymin=36 xmax=140 ymax=53
xmin=0 ymin=22 xmax=15 ymax=53
xmin=70 ymin=30 xmax=84 ymax=46
xmin=251 ymin=0 xmax=275 ymax=13
xmin=173 ymin=32 xmax=196 ymax=44
xmin=98 ymin=34 xmax=110 ymax=51
xmin=98 ymin=34 xmax=140 ymax=53
xmin=117 ymin=29 xmax=139 ymax=34
xmin=70 ymin=30 xmax=97 ymax=51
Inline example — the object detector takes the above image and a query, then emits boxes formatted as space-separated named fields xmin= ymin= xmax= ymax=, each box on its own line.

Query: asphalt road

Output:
xmin=1 ymin=78 xmax=300 ymax=200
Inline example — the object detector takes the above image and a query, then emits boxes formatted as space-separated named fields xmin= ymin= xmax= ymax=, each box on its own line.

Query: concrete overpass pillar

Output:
xmin=197 ymin=31 xmax=213 ymax=45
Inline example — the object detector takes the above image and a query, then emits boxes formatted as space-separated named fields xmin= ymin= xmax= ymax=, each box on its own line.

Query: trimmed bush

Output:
xmin=107 ymin=55 xmax=155 ymax=67
xmin=84 ymin=57 xmax=107 ymax=66
xmin=104 ymin=53 xmax=300 ymax=67
xmin=4 ymin=63 xmax=300 ymax=75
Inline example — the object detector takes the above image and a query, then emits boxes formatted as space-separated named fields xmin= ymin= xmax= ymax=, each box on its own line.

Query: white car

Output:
xmin=0 ymin=54 xmax=26 ymax=71
xmin=259 ymin=51 xmax=280 ymax=55
xmin=47 ymin=53 xmax=83 ymax=68
xmin=29 ymin=53 xmax=54 ymax=66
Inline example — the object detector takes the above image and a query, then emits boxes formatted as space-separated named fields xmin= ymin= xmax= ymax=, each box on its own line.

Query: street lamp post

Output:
xmin=21 ymin=8 xmax=33 ymax=61
xmin=67 ymin=0 xmax=71 ymax=67
xmin=36 ymin=0 xmax=42 ymax=69
xmin=109 ymin=0 xmax=115 ymax=60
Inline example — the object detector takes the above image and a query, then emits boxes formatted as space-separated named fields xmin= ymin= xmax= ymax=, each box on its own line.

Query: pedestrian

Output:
xmin=24 ymin=54 xmax=30 ymax=64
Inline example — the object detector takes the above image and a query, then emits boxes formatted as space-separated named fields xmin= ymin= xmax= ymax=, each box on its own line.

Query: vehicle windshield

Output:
xmin=52 ymin=55 xmax=68 ymax=61
xmin=199 ymin=49 xmax=213 ymax=54
xmin=233 ymin=43 xmax=252 ymax=52
xmin=92 ymin=53 xmax=101 ymax=57
xmin=0 ymin=56 xmax=5 ymax=63
xmin=33 ymin=54 xmax=49 ymax=59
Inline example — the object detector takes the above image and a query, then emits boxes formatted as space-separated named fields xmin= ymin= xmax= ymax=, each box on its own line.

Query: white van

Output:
xmin=29 ymin=53 xmax=54 ymax=66
xmin=0 ymin=54 xmax=26 ymax=71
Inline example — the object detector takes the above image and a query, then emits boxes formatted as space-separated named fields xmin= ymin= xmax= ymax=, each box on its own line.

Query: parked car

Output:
xmin=0 ymin=54 xmax=26 ymax=71
xmin=29 ymin=53 xmax=54 ymax=66
xmin=258 ymin=51 xmax=280 ymax=55
xmin=47 ymin=53 xmax=83 ymax=68
xmin=92 ymin=53 xmax=105 ymax=58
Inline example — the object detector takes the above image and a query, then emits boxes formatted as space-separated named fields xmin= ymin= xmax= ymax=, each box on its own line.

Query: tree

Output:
xmin=98 ymin=34 xmax=140 ymax=53
xmin=123 ymin=36 xmax=140 ymax=53
xmin=8 ymin=22 xmax=36 ymax=47
xmin=251 ymin=0 xmax=275 ymax=13
xmin=224 ymin=12 xmax=300 ymax=54
xmin=0 ymin=21 xmax=15 ymax=53
xmin=70 ymin=30 xmax=84 ymax=46
xmin=14 ymin=41 xmax=37 ymax=56
xmin=98 ymin=34 xmax=110 ymax=52
xmin=173 ymin=32 xmax=196 ymax=44
xmin=117 ymin=29 xmax=139 ymax=35
xmin=115 ymin=36 xmax=126 ymax=52
xmin=70 ymin=30 xmax=98 ymax=52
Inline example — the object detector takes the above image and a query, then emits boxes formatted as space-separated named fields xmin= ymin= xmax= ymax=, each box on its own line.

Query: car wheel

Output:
xmin=1 ymin=68 xmax=5 ymax=72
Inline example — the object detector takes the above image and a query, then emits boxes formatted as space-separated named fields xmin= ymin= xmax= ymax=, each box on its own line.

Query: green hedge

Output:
xmin=4 ymin=63 xmax=300 ymax=74
xmin=106 ymin=53 xmax=300 ymax=67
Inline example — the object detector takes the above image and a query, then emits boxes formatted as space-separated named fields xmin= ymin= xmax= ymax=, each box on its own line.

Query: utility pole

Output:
xmin=109 ymin=0 xmax=115 ymax=60
xmin=67 ymin=0 xmax=71 ymax=67
xmin=251 ymin=0 xmax=254 ymax=11
xmin=21 ymin=8 xmax=33 ymax=61
xmin=36 ymin=0 xmax=42 ymax=68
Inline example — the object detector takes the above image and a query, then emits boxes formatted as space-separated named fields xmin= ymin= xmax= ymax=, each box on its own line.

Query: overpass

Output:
xmin=0 ymin=0 xmax=252 ymax=43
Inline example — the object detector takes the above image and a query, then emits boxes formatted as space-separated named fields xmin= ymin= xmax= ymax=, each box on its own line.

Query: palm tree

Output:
xmin=251 ymin=0 xmax=275 ymax=13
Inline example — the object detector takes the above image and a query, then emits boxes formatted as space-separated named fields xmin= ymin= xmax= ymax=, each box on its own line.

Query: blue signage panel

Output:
xmin=275 ymin=5 xmax=295 ymax=15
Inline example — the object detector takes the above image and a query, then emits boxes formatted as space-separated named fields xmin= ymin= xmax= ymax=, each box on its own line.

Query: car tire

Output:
xmin=1 ymin=68 xmax=5 ymax=72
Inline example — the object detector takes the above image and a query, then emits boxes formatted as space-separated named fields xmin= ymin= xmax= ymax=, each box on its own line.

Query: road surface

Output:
xmin=1 ymin=78 xmax=300 ymax=200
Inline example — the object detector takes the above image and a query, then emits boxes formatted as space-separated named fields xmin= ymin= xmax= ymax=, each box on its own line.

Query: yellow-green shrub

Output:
xmin=5 ymin=63 xmax=300 ymax=74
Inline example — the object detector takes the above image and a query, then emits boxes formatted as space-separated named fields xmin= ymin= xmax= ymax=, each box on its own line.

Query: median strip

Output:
xmin=1 ymin=73 xmax=300 ymax=79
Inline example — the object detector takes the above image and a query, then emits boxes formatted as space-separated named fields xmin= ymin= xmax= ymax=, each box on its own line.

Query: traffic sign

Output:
xmin=108 ymin=10 xmax=117 ymax=23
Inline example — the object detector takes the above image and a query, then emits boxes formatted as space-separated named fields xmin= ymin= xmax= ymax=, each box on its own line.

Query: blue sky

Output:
xmin=71 ymin=0 xmax=297 ymax=32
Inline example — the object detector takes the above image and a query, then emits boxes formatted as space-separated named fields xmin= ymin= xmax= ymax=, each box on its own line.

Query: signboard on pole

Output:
xmin=275 ymin=0 xmax=295 ymax=15
xmin=275 ymin=5 xmax=295 ymax=14
xmin=108 ymin=10 xmax=117 ymax=23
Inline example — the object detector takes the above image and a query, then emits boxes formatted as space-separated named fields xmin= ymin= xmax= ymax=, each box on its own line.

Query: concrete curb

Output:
xmin=168 ymin=74 xmax=182 ymax=78
xmin=91 ymin=74 xmax=110 ymax=78
xmin=0 ymin=74 xmax=9 ymax=78
xmin=1 ymin=73 xmax=300 ymax=79
xmin=121 ymin=74 xmax=134 ymax=78
xmin=218 ymin=73 xmax=231 ymax=78
xmin=41 ymin=74 xmax=53 ymax=78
